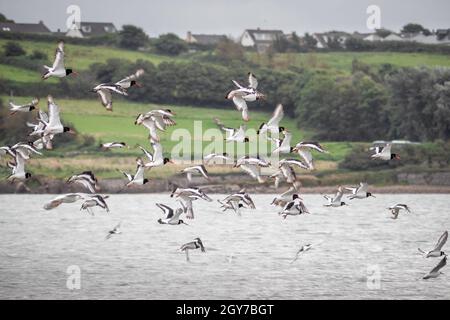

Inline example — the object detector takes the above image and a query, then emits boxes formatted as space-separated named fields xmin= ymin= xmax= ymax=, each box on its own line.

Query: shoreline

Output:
xmin=2 ymin=177 xmax=450 ymax=194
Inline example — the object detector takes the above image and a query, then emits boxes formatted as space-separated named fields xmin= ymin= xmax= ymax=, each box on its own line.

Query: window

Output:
xmin=2 ymin=27 xmax=11 ymax=31
xmin=81 ymin=26 xmax=91 ymax=33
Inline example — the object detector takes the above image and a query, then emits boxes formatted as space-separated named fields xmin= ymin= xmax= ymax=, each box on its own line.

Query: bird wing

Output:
xmin=134 ymin=164 xmax=145 ymax=181
xmin=333 ymin=187 xmax=344 ymax=203
xmin=51 ymin=41 xmax=65 ymax=72
xmin=381 ymin=144 xmax=392 ymax=155
xmin=120 ymin=170 xmax=133 ymax=182
xmin=267 ymin=104 xmax=284 ymax=127
xmin=240 ymin=164 xmax=260 ymax=179
xmin=434 ymin=231 xmax=448 ymax=251
xmin=232 ymin=80 xmax=244 ymax=89
xmin=232 ymin=96 xmax=247 ymax=111
xmin=297 ymin=150 xmax=313 ymax=169
xmin=97 ymin=89 xmax=113 ymax=108
xmin=248 ymin=73 xmax=258 ymax=89
xmin=139 ymin=145 xmax=153 ymax=162
xmin=115 ymin=69 xmax=144 ymax=87
xmin=47 ymin=96 xmax=63 ymax=129
xmin=152 ymin=142 xmax=163 ymax=162
xmin=429 ymin=256 xmax=447 ymax=274
xmin=156 ymin=203 xmax=174 ymax=219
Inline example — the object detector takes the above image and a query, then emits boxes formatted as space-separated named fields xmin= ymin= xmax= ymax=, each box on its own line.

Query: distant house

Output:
xmin=0 ymin=21 xmax=51 ymax=34
xmin=436 ymin=29 xmax=450 ymax=43
xmin=66 ymin=22 xmax=117 ymax=38
xmin=240 ymin=28 xmax=285 ymax=53
xmin=312 ymin=31 xmax=351 ymax=49
xmin=185 ymin=31 xmax=227 ymax=46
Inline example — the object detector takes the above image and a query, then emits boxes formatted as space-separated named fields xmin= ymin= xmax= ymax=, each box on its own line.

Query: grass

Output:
xmin=0 ymin=96 xmax=354 ymax=179
xmin=0 ymin=39 xmax=179 ymax=71
xmin=250 ymin=51 xmax=450 ymax=72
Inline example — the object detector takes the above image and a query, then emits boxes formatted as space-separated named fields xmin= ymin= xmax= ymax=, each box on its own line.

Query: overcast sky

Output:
xmin=1 ymin=0 xmax=449 ymax=38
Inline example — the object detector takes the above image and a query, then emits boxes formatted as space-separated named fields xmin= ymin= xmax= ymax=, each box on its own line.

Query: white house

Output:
xmin=240 ymin=28 xmax=285 ymax=53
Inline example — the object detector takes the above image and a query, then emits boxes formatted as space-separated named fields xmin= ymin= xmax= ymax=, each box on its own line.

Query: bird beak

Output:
xmin=135 ymin=82 xmax=143 ymax=88
xmin=69 ymin=129 xmax=77 ymax=135
xmin=72 ymin=71 xmax=79 ymax=77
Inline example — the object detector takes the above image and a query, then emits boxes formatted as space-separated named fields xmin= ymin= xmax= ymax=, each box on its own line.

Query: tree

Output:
xmin=271 ymin=35 xmax=289 ymax=53
xmin=29 ymin=50 xmax=47 ymax=60
xmin=215 ymin=38 xmax=244 ymax=62
xmin=118 ymin=25 xmax=149 ymax=50
xmin=0 ymin=13 xmax=14 ymax=23
xmin=401 ymin=23 xmax=430 ymax=35
xmin=302 ymin=33 xmax=317 ymax=50
xmin=153 ymin=33 xmax=188 ymax=56
xmin=3 ymin=42 xmax=26 ymax=57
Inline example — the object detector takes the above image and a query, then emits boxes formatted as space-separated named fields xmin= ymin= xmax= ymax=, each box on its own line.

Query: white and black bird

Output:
xmin=222 ymin=190 xmax=256 ymax=210
xmin=66 ymin=171 xmax=100 ymax=194
xmin=156 ymin=203 xmax=188 ymax=225
xmin=324 ymin=186 xmax=347 ymax=207
xmin=371 ymin=143 xmax=400 ymax=161
xmin=226 ymin=72 xmax=265 ymax=122
xmin=9 ymin=142 xmax=42 ymax=160
xmin=257 ymin=104 xmax=284 ymax=136
xmin=234 ymin=156 xmax=270 ymax=184
xmin=388 ymin=204 xmax=411 ymax=220
xmin=43 ymin=193 xmax=85 ymax=210
xmin=100 ymin=142 xmax=127 ymax=150
xmin=225 ymin=125 xmax=249 ymax=143
xmin=292 ymin=142 xmax=328 ymax=170
xmin=105 ymin=222 xmax=122 ymax=240
xmin=7 ymin=152 xmax=31 ymax=182
xmin=203 ymin=152 xmax=231 ymax=165
xmin=80 ymin=195 xmax=110 ymax=215
xmin=419 ymin=231 xmax=448 ymax=258
xmin=42 ymin=41 xmax=77 ymax=79
xmin=290 ymin=243 xmax=313 ymax=263
xmin=118 ymin=158 xmax=149 ymax=187
xmin=270 ymin=130 xmax=293 ymax=155
xmin=134 ymin=110 xmax=176 ymax=142
xmin=29 ymin=95 xmax=75 ymax=140
xmin=170 ymin=186 xmax=213 ymax=219
xmin=92 ymin=69 xmax=144 ymax=111
xmin=180 ymin=237 xmax=206 ymax=262
xmin=423 ymin=256 xmax=447 ymax=280
xmin=279 ymin=194 xmax=309 ymax=219
xmin=217 ymin=199 xmax=246 ymax=216
xmin=9 ymin=98 xmax=39 ymax=115
xmin=345 ymin=182 xmax=375 ymax=200
xmin=181 ymin=165 xmax=209 ymax=183
xmin=139 ymin=143 xmax=172 ymax=168
xmin=271 ymin=182 xmax=302 ymax=208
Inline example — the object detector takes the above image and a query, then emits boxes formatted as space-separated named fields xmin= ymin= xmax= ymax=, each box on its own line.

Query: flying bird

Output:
xmin=181 ymin=165 xmax=209 ymax=183
xmin=180 ymin=237 xmax=205 ymax=262
xmin=139 ymin=143 xmax=172 ymax=168
xmin=43 ymin=193 xmax=85 ymax=210
xmin=105 ymin=222 xmax=122 ymax=240
xmin=257 ymin=104 xmax=284 ymax=136
xmin=9 ymin=98 xmax=39 ymax=115
xmin=100 ymin=142 xmax=127 ymax=150
xmin=388 ymin=204 xmax=411 ymax=220
xmin=371 ymin=143 xmax=400 ymax=161
xmin=423 ymin=256 xmax=447 ymax=280
xmin=42 ymin=41 xmax=77 ymax=79
xmin=323 ymin=186 xmax=347 ymax=207
xmin=80 ymin=195 xmax=110 ymax=216
xmin=66 ymin=171 xmax=100 ymax=194
xmin=225 ymin=73 xmax=265 ymax=121
xmin=292 ymin=142 xmax=328 ymax=170
xmin=279 ymin=194 xmax=309 ymax=219
xmin=118 ymin=158 xmax=149 ymax=187
xmin=418 ymin=231 xmax=448 ymax=258
xmin=345 ymin=182 xmax=375 ymax=200
xmin=92 ymin=69 xmax=144 ymax=111
xmin=156 ymin=203 xmax=188 ymax=225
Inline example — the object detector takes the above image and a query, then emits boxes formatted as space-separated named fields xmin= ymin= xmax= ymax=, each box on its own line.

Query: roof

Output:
xmin=78 ymin=22 xmax=117 ymax=37
xmin=244 ymin=29 xmax=284 ymax=43
xmin=0 ymin=21 xmax=51 ymax=34
xmin=190 ymin=34 xmax=227 ymax=45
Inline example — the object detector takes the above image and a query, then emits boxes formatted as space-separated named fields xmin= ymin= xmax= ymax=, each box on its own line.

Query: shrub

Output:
xmin=3 ymin=42 xmax=26 ymax=56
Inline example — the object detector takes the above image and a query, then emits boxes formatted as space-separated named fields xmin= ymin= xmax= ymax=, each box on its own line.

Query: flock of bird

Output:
xmin=0 ymin=40 xmax=447 ymax=280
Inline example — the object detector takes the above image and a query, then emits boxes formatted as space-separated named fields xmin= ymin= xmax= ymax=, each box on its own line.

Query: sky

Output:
xmin=1 ymin=0 xmax=449 ymax=38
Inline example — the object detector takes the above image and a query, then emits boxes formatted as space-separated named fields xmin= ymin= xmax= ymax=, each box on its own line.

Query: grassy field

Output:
xmin=1 ymin=96 xmax=353 ymax=179
xmin=250 ymin=51 xmax=450 ymax=72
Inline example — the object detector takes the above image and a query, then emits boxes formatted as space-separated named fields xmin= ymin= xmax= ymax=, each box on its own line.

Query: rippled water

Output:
xmin=0 ymin=194 xmax=449 ymax=300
